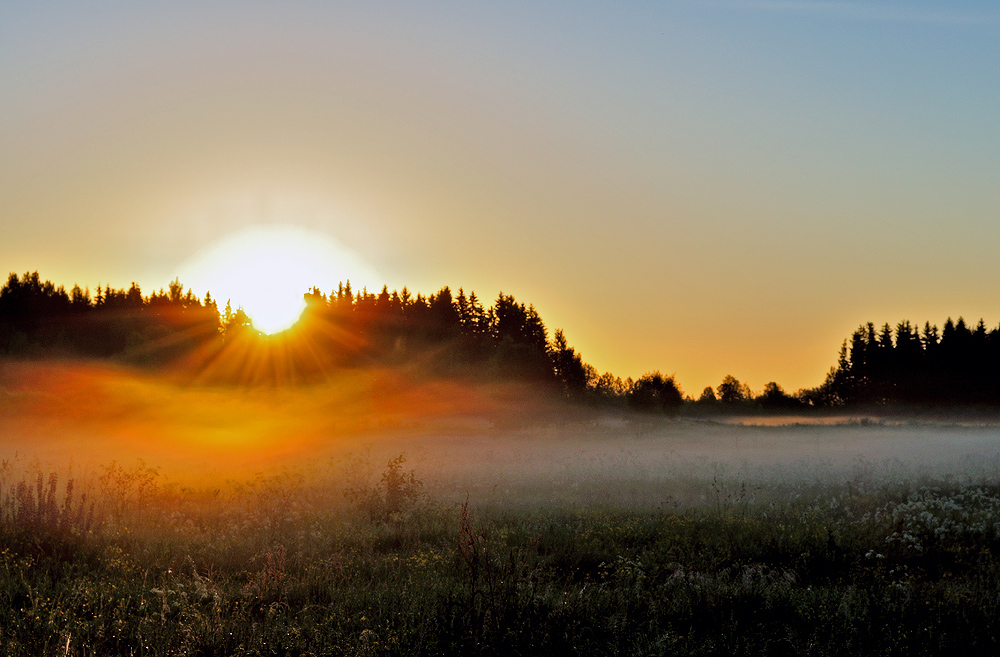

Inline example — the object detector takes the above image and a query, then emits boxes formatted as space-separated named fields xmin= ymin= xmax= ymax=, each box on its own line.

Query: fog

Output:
xmin=5 ymin=361 xmax=1000 ymax=508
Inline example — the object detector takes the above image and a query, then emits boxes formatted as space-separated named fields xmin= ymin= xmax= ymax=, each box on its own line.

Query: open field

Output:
xmin=5 ymin=362 xmax=1000 ymax=655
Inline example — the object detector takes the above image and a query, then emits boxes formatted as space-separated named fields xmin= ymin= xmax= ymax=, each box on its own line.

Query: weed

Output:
xmin=98 ymin=459 xmax=159 ymax=525
xmin=458 ymin=497 xmax=542 ymax=648
xmin=345 ymin=454 xmax=425 ymax=523
xmin=0 ymin=470 xmax=95 ymax=545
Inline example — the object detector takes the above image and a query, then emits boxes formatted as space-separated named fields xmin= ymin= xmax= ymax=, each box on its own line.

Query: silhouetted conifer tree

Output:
xmin=550 ymin=329 xmax=590 ymax=395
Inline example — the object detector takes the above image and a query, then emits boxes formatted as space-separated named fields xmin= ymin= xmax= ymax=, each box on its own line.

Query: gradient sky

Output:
xmin=2 ymin=1 xmax=999 ymax=395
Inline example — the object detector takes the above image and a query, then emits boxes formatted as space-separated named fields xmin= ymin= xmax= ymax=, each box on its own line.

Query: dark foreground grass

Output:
xmin=4 ymin=462 xmax=1000 ymax=656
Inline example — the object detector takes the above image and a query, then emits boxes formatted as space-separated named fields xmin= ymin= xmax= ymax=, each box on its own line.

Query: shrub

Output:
xmin=345 ymin=454 xmax=424 ymax=523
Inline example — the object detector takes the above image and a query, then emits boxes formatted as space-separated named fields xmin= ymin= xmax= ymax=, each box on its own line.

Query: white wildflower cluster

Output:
xmin=661 ymin=563 xmax=797 ymax=596
xmin=871 ymin=486 xmax=1000 ymax=552
xmin=665 ymin=564 xmax=712 ymax=590
xmin=145 ymin=568 xmax=222 ymax=621
xmin=599 ymin=555 xmax=647 ymax=587
xmin=804 ymin=491 xmax=852 ymax=518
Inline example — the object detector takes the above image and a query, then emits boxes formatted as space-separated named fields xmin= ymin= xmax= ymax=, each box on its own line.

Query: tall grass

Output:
xmin=3 ymin=454 xmax=1000 ymax=655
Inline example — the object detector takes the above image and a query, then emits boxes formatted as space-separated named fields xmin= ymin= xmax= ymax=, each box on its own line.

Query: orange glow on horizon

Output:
xmin=0 ymin=359 xmax=533 ymax=484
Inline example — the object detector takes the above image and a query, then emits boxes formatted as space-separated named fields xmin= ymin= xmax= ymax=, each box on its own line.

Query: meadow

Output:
xmin=5 ymin=363 xmax=1000 ymax=655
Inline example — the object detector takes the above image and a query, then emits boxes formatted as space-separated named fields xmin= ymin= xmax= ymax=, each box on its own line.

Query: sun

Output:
xmin=177 ymin=225 xmax=381 ymax=334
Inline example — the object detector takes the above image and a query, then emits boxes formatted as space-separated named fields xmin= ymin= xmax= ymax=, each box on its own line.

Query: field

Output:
xmin=5 ymin=363 xmax=1000 ymax=655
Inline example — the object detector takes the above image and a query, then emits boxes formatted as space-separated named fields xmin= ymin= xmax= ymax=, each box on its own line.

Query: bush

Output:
xmin=345 ymin=454 xmax=425 ymax=523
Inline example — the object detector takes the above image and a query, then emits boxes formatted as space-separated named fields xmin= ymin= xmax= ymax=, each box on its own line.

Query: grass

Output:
xmin=4 ymin=455 xmax=1000 ymax=656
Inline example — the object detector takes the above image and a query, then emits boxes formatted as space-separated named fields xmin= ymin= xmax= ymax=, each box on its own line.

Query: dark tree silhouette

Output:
xmin=757 ymin=381 xmax=801 ymax=409
xmin=804 ymin=314 xmax=1000 ymax=407
xmin=716 ymin=375 xmax=751 ymax=404
xmin=0 ymin=272 xmax=220 ymax=362
xmin=626 ymin=371 xmax=684 ymax=413
xmin=550 ymin=329 xmax=590 ymax=396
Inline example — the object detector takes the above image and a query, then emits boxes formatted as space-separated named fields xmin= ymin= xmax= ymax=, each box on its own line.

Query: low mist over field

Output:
xmin=6 ymin=360 xmax=1000 ymax=503
xmin=10 ymin=361 xmax=1000 ymax=654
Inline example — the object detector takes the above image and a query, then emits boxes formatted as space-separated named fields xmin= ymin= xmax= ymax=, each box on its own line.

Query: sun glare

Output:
xmin=178 ymin=225 xmax=381 ymax=335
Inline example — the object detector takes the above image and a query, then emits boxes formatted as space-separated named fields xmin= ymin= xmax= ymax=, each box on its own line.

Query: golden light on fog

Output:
xmin=177 ymin=224 xmax=381 ymax=335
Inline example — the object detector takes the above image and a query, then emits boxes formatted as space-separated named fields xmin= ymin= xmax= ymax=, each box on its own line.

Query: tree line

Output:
xmin=0 ymin=272 xmax=221 ymax=365
xmin=5 ymin=271 xmax=999 ymax=410
xmin=0 ymin=271 xmax=685 ymax=410
xmin=805 ymin=318 xmax=1000 ymax=407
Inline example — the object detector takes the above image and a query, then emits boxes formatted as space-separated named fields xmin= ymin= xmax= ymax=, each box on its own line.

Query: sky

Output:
xmin=2 ymin=1 xmax=999 ymax=395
